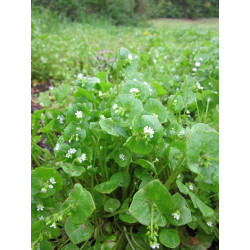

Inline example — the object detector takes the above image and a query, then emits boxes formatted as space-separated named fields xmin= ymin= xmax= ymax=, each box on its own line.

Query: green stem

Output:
xmin=164 ymin=156 xmax=185 ymax=189
xmin=204 ymin=99 xmax=210 ymax=123
xmin=31 ymin=141 xmax=55 ymax=159
xmin=103 ymin=208 xmax=128 ymax=218
xmin=123 ymin=226 xmax=135 ymax=250
xmin=32 ymin=153 xmax=41 ymax=167
xmin=195 ymin=98 xmax=201 ymax=122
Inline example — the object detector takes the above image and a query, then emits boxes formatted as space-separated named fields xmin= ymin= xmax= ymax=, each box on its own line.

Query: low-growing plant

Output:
xmin=32 ymin=48 xmax=219 ymax=249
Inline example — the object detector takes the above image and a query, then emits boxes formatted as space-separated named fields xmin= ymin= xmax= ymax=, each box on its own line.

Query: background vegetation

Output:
xmin=32 ymin=0 xmax=219 ymax=25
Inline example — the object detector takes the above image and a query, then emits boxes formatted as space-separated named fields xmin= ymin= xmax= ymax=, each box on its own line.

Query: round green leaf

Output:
xmin=62 ymin=184 xmax=95 ymax=224
xmin=144 ymin=98 xmax=168 ymax=123
xmin=104 ymin=198 xmax=121 ymax=213
xmin=65 ymin=218 xmax=94 ymax=244
xmin=121 ymin=80 xmax=150 ymax=102
xmin=95 ymin=179 xmax=120 ymax=194
xmin=125 ymin=136 xmax=153 ymax=155
xmin=159 ymin=229 xmax=180 ymax=248
xmin=111 ymin=94 xmax=143 ymax=127
xmin=114 ymin=148 xmax=131 ymax=167
xmin=61 ymin=243 xmax=79 ymax=250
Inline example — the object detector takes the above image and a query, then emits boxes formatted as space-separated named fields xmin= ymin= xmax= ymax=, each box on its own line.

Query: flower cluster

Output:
xmin=40 ymin=177 xmax=57 ymax=193
xmin=172 ymin=210 xmax=181 ymax=220
xmin=75 ymin=111 xmax=83 ymax=119
xmin=57 ymin=115 xmax=64 ymax=124
xmin=119 ymin=154 xmax=125 ymax=161
xmin=66 ymin=148 xmax=76 ymax=158
xmin=144 ymin=126 xmax=154 ymax=139
xmin=78 ymin=153 xmax=87 ymax=163
xmin=129 ymin=88 xmax=139 ymax=94
xmin=196 ymin=82 xmax=204 ymax=90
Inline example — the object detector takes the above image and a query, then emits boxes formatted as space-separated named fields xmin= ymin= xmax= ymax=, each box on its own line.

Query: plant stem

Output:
xmin=123 ymin=226 xmax=135 ymax=250
xmin=164 ymin=156 xmax=185 ymax=189
xmin=195 ymin=98 xmax=201 ymax=122
xmin=204 ymin=99 xmax=210 ymax=123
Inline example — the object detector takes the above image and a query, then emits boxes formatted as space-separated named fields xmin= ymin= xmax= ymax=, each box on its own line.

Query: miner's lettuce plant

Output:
xmin=31 ymin=48 xmax=219 ymax=249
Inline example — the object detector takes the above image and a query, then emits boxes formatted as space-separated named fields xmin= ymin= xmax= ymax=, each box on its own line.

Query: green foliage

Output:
xmin=31 ymin=18 xmax=219 ymax=248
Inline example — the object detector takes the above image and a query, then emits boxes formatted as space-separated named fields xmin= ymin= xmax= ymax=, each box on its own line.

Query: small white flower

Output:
xmin=129 ymin=88 xmax=140 ymax=94
xmin=49 ymin=185 xmax=53 ymax=189
xmin=199 ymin=57 xmax=203 ymax=61
xmin=153 ymin=59 xmax=157 ymax=64
xmin=78 ymin=153 xmax=87 ymax=163
xmin=87 ymin=165 xmax=92 ymax=170
xmin=196 ymin=82 xmax=204 ymax=90
xmin=78 ymin=73 xmax=83 ymax=79
xmin=128 ymin=54 xmax=133 ymax=60
xmin=119 ymin=154 xmax=126 ymax=161
xmin=193 ymin=67 xmax=197 ymax=72
xmin=50 ymin=222 xmax=57 ymax=229
xmin=195 ymin=61 xmax=201 ymax=67
xmin=69 ymin=148 xmax=76 ymax=154
xmin=66 ymin=148 xmax=76 ymax=158
xmin=177 ymin=174 xmax=181 ymax=179
xmin=41 ymin=188 xmax=47 ymax=193
xmin=75 ymin=111 xmax=83 ymax=119
xmin=39 ymin=216 xmax=44 ymax=220
xmin=50 ymin=177 xmax=56 ymax=184
xmin=144 ymin=126 xmax=154 ymax=139
xmin=115 ymin=110 xmax=119 ymax=114
xmin=54 ymin=143 xmax=60 ymax=151
xmin=37 ymin=204 xmax=44 ymax=211
xmin=172 ymin=212 xmax=180 ymax=220
xmin=151 ymin=243 xmax=160 ymax=249
xmin=129 ymin=126 xmax=132 ymax=130
xmin=207 ymin=221 xmax=213 ymax=227
xmin=143 ymin=81 xmax=148 ymax=85
xmin=189 ymin=184 xmax=194 ymax=190
xmin=112 ymin=104 xmax=118 ymax=110
xmin=186 ymin=110 xmax=190 ymax=114
xmin=155 ymin=158 xmax=159 ymax=162
xmin=100 ymin=115 xmax=105 ymax=119
xmin=174 ymin=99 xmax=177 ymax=103
xmin=57 ymin=115 xmax=64 ymax=124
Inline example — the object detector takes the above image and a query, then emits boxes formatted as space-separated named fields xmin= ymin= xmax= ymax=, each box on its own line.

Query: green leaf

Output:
xmin=40 ymin=119 xmax=55 ymax=133
xmin=118 ymin=199 xmax=137 ymax=224
xmin=125 ymin=136 xmax=153 ymax=155
xmin=99 ymin=118 xmax=123 ymax=137
xmin=34 ymin=167 xmax=63 ymax=198
xmin=65 ymin=218 xmax=94 ymax=244
xmin=196 ymin=198 xmax=214 ymax=217
xmin=129 ymin=189 xmax=166 ymax=226
xmin=74 ymin=87 xmax=100 ymax=104
xmin=61 ymin=162 xmax=85 ymax=177
xmin=135 ymin=159 xmax=156 ymax=175
xmin=114 ymin=148 xmax=131 ymax=167
xmin=31 ymin=220 xmax=44 ymax=241
xmin=152 ymin=82 xmax=167 ymax=96
xmin=61 ymin=243 xmax=79 ymax=250
xmin=144 ymin=180 xmax=176 ymax=215
xmin=165 ymin=193 xmax=192 ymax=226
xmin=144 ymin=98 xmax=168 ymax=123
xmin=159 ymin=229 xmax=180 ymax=248
xmin=39 ymin=241 xmax=53 ymax=250
xmin=64 ymin=123 xmax=76 ymax=141
xmin=110 ymin=172 xmax=131 ymax=188
xmin=176 ymin=180 xmax=189 ymax=195
xmin=62 ymin=184 xmax=95 ymax=224
xmin=121 ymin=80 xmax=150 ymax=102
xmin=111 ymin=94 xmax=143 ymax=127
xmin=104 ymin=198 xmax=121 ymax=213
xmin=31 ymin=170 xmax=43 ymax=195
xmin=95 ymin=179 xmax=120 ymax=194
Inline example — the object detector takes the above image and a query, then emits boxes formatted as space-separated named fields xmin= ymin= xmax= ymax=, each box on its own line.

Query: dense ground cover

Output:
xmin=31 ymin=9 xmax=219 ymax=250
